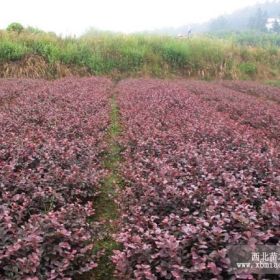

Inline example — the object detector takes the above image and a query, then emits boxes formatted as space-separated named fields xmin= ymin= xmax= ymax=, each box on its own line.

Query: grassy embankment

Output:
xmin=1 ymin=29 xmax=280 ymax=80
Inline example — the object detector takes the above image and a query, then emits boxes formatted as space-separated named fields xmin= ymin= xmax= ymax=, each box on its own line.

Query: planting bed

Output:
xmin=180 ymin=80 xmax=280 ymax=143
xmin=113 ymin=79 xmax=280 ymax=279
xmin=0 ymin=77 xmax=111 ymax=279
xmin=220 ymin=81 xmax=280 ymax=104
xmin=1 ymin=77 xmax=280 ymax=280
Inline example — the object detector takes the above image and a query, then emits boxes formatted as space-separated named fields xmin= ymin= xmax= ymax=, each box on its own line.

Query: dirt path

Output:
xmin=89 ymin=85 xmax=124 ymax=280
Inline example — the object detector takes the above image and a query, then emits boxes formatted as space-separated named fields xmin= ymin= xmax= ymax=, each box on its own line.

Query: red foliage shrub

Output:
xmin=0 ymin=77 xmax=111 ymax=279
xmin=221 ymin=80 xmax=280 ymax=104
xmin=113 ymin=79 xmax=280 ymax=279
xmin=180 ymin=80 xmax=280 ymax=143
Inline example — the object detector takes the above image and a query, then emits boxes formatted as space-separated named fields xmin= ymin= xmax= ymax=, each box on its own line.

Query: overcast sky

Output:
xmin=0 ymin=0 xmax=265 ymax=35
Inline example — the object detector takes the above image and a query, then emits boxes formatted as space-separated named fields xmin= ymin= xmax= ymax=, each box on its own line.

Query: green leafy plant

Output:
xmin=239 ymin=62 xmax=257 ymax=76
xmin=0 ymin=41 xmax=28 ymax=61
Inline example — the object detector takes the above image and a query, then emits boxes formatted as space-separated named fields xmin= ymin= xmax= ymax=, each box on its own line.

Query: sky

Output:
xmin=0 ymin=0 xmax=265 ymax=35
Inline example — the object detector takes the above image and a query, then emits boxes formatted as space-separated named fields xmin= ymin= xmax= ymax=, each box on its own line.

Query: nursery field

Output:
xmin=0 ymin=77 xmax=280 ymax=279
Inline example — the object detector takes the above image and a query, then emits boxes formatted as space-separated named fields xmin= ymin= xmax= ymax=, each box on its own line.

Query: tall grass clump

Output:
xmin=0 ymin=41 xmax=29 ymax=61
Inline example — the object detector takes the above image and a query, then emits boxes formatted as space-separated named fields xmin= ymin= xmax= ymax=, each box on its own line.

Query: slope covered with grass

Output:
xmin=1 ymin=29 xmax=280 ymax=80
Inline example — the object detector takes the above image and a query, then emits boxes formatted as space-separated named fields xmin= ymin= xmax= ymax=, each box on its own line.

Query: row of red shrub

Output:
xmin=0 ymin=78 xmax=111 ymax=279
xmin=221 ymin=80 xmax=280 ymax=104
xmin=180 ymin=80 xmax=280 ymax=143
xmin=113 ymin=79 xmax=280 ymax=279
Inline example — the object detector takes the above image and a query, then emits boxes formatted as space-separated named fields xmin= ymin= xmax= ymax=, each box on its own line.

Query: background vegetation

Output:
xmin=157 ymin=0 xmax=280 ymax=35
xmin=1 ymin=23 xmax=280 ymax=80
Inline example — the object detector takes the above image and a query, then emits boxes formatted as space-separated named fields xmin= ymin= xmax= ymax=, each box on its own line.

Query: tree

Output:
xmin=209 ymin=16 xmax=229 ymax=32
xmin=6 ymin=22 xmax=24 ymax=33
xmin=272 ymin=19 xmax=280 ymax=33
xmin=248 ymin=8 xmax=268 ymax=32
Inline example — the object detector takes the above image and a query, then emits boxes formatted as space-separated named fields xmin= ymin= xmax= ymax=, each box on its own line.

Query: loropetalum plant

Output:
xmin=0 ymin=78 xmax=111 ymax=279
xmin=180 ymin=80 xmax=280 ymax=142
xmin=221 ymin=80 xmax=280 ymax=104
xmin=113 ymin=79 xmax=280 ymax=280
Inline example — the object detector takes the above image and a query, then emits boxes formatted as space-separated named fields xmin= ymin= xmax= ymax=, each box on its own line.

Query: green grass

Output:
xmin=89 ymin=94 xmax=123 ymax=280
xmin=1 ymin=28 xmax=280 ymax=79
